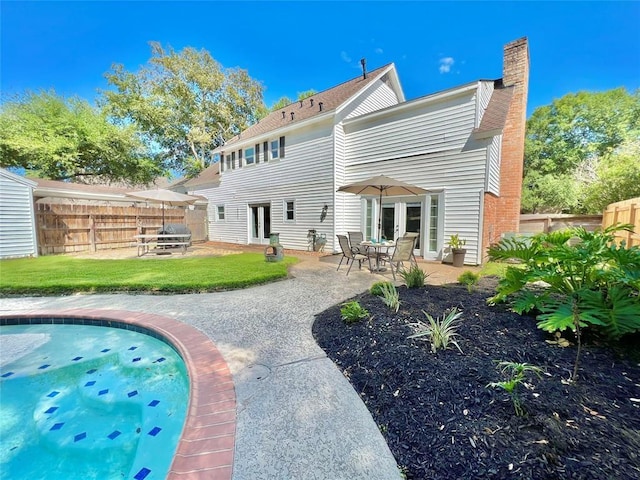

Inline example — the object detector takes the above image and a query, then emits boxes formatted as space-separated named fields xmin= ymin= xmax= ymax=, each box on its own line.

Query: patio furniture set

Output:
xmin=336 ymin=232 xmax=418 ymax=279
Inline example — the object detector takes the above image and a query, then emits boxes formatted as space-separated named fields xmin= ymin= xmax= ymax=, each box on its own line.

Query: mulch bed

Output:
xmin=312 ymin=277 xmax=640 ymax=479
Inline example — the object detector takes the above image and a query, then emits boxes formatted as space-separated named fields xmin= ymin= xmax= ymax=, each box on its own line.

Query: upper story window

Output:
xmin=284 ymin=200 xmax=295 ymax=222
xmin=270 ymin=140 xmax=280 ymax=160
xmin=225 ymin=154 xmax=232 ymax=171
xmin=245 ymin=147 xmax=255 ymax=165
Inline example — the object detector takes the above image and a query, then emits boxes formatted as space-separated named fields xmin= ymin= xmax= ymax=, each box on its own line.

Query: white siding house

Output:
xmin=187 ymin=39 xmax=529 ymax=265
xmin=0 ymin=168 xmax=38 ymax=258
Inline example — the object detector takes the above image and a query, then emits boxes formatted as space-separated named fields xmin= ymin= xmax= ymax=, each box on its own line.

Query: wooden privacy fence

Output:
xmin=35 ymin=203 xmax=208 ymax=255
xmin=602 ymin=197 xmax=640 ymax=248
xmin=519 ymin=214 xmax=603 ymax=234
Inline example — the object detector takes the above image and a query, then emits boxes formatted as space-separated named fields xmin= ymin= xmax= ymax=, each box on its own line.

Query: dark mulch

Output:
xmin=312 ymin=277 xmax=640 ymax=480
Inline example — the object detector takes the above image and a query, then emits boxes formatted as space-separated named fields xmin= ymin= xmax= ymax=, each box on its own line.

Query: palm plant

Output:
xmin=487 ymin=361 xmax=543 ymax=416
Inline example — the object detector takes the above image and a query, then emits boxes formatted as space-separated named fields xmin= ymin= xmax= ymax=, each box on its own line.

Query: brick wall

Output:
xmin=482 ymin=37 xmax=529 ymax=260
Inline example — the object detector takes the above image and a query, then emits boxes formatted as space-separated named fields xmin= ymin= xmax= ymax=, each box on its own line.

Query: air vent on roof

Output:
xmin=310 ymin=99 xmax=314 ymax=107
xmin=361 ymin=58 xmax=367 ymax=79
xmin=299 ymin=100 xmax=303 ymax=107
xmin=282 ymin=111 xmax=286 ymax=119
xmin=319 ymin=102 xmax=323 ymax=112
xmin=291 ymin=112 xmax=295 ymax=121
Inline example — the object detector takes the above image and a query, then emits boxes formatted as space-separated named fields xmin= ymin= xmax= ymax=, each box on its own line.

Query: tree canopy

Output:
xmin=522 ymin=88 xmax=640 ymax=213
xmin=0 ymin=91 xmax=162 ymax=183
xmin=101 ymin=42 xmax=265 ymax=178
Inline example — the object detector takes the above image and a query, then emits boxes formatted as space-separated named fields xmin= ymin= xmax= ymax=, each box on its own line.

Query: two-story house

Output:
xmin=184 ymin=38 xmax=529 ymax=265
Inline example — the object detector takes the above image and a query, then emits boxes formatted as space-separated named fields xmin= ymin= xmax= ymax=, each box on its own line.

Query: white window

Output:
xmin=217 ymin=205 xmax=225 ymax=221
xmin=270 ymin=140 xmax=280 ymax=160
xmin=225 ymin=155 xmax=232 ymax=171
xmin=245 ymin=147 xmax=255 ymax=165
xmin=284 ymin=200 xmax=295 ymax=222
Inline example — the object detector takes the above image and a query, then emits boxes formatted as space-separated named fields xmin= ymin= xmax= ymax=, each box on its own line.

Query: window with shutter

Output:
xmin=279 ymin=136 xmax=285 ymax=158
xmin=238 ymin=149 xmax=243 ymax=168
xmin=263 ymin=141 xmax=269 ymax=163
xmin=270 ymin=140 xmax=279 ymax=160
xmin=245 ymin=147 xmax=255 ymax=165
xmin=231 ymin=151 xmax=236 ymax=169
xmin=254 ymin=144 xmax=260 ymax=164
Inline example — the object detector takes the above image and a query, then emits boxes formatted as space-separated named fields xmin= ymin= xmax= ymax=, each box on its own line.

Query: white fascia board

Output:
xmin=342 ymin=81 xmax=479 ymax=129
xmin=334 ymin=64 xmax=398 ymax=116
xmin=0 ymin=168 xmax=37 ymax=188
xmin=34 ymin=187 xmax=129 ymax=202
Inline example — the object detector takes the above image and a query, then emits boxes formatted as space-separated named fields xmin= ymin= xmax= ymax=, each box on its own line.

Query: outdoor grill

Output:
xmin=157 ymin=224 xmax=192 ymax=247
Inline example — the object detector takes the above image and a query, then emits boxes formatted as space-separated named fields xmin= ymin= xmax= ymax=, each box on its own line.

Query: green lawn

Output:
xmin=0 ymin=253 xmax=298 ymax=295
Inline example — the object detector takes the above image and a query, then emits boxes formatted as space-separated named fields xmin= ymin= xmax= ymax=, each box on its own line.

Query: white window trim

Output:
xmin=284 ymin=199 xmax=295 ymax=223
xmin=270 ymin=140 xmax=280 ymax=161
xmin=216 ymin=205 xmax=226 ymax=222
xmin=245 ymin=146 xmax=256 ymax=166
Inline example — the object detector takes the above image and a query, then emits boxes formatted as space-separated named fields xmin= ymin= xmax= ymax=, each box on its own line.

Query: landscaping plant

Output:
xmin=370 ymin=281 xmax=394 ymax=296
xmin=378 ymin=282 xmax=400 ymax=312
xmin=488 ymin=224 xmax=640 ymax=381
xmin=408 ymin=307 xmax=463 ymax=353
xmin=340 ymin=301 xmax=369 ymax=323
xmin=400 ymin=264 xmax=427 ymax=288
xmin=457 ymin=270 xmax=480 ymax=292
xmin=487 ymin=361 xmax=543 ymax=416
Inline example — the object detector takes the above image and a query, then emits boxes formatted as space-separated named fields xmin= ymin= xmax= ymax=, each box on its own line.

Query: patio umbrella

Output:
xmin=126 ymin=188 xmax=200 ymax=231
xmin=337 ymin=175 xmax=429 ymax=241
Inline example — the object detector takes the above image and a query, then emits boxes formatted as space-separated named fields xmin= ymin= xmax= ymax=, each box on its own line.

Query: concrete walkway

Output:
xmin=0 ymin=250 xmax=470 ymax=479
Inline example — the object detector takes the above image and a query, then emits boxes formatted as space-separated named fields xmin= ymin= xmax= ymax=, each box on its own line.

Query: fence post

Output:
xmin=89 ymin=215 xmax=96 ymax=252
xmin=629 ymin=204 xmax=637 ymax=247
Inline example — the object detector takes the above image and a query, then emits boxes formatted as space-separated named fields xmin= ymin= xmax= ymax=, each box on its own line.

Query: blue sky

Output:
xmin=1 ymin=1 xmax=639 ymax=117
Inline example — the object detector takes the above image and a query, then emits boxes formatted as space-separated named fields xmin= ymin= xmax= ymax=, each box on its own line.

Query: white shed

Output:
xmin=0 ymin=168 xmax=38 ymax=258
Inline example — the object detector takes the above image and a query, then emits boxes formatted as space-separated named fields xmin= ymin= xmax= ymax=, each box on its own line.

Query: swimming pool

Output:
xmin=0 ymin=311 xmax=236 ymax=480
xmin=1 ymin=323 xmax=189 ymax=479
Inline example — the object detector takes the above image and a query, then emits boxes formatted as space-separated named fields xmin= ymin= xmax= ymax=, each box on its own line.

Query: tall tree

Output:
xmin=101 ymin=42 xmax=265 ymax=178
xmin=522 ymin=88 xmax=640 ymax=213
xmin=0 ymin=91 xmax=161 ymax=183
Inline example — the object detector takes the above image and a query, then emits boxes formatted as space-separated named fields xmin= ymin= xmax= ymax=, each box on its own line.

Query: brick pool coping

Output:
xmin=0 ymin=309 xmax=235 ymax=480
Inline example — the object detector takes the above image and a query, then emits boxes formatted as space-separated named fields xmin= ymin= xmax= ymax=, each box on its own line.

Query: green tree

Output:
xmin=523 ymin=88 xmax=640 ymax=213
xmin=0 ymin=90 xmax=161 ymax=183
xmin=101 ymin=42 xmax=265 ymax=178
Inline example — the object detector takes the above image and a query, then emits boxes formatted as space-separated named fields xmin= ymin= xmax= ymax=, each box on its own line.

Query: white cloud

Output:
xmin=439 ymin=57 xmax=455 ymax=74
xmin=374 ymin=48 xmax=383 ymax=54
xmin=341 ymin=51 xmax=352 ymax=63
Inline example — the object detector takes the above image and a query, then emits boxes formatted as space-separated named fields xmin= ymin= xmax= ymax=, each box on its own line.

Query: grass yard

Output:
xmin=0 ymin=253 xmax=297 ymax=295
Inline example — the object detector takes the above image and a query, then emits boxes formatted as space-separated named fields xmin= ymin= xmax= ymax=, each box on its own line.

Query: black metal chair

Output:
xmin=337 ymin=235 xmax=370 ymax=275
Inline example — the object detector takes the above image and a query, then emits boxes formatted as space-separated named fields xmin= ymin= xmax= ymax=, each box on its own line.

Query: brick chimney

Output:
xmin=482 ymin=37 xmax=529 ymax=259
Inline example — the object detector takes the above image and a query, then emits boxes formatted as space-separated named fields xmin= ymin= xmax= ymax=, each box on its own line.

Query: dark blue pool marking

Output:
xmin=38 ymin=364 xmax=50 ymax=370
xmin=132 ymin=357 xmax=141 ymax=362
xmin=74 ymin=432 xmax=86 ymax=442
xmin=128 ymin=390 xmax=138 ymax=397
xmin=50 ymin=422 xmax=64 ymax=431
xmin=86 ymin=369 xmax=97 ymax=374
xmin=72 ymin=356 xmax=83 ymax=361
xmin=45 ymin=406 xmax=58 ymax=414
xmin=101 ymin=348 xmax=110 ymax=353
xmin=85 ymin=380 xmax=96 ymax=387
xmin=128 ymin=346 xmax=138 ymax=351
xmin=154 ymin=357 xmax=166 ymax=363
xmin=134 ymin=467 xmax=151 ymax=480
xmin=107 ymin=430 xmax=121 ymax=440
xmin=47 ymin=391 xmax=60 ymax=397
xmin=148 ymin=400 xmax=160 ymax=407
xmin=148 ymin=427 xmax=162 ymax=436
xmin=1 ymin=372 xmax=14 ymax=378
xmin=98 ymin=389 xmax=109 ymax=396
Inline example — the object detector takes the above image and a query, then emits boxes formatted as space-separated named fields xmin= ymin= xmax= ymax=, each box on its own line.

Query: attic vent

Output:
xmin=299 ymin=100 xmax=303 ymax=107
xmin=319 ymin=102 xmax=324 ymax=112
xmin=282 ymin=111 xmax=286 ymax=119
xmin=310 ymin=99 xmax=314 ymax=107
xmin=360 ymin=58 xmax=367 ymax=79
xmin=291 ymin=112 xmax=295 ymax=120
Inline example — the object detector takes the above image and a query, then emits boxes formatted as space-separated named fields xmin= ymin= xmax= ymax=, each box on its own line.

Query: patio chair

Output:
xmin=337 ymin=235 xmax=370 ymax=275
xmin=402 ymin=232 xmax=419 ymax=264
xmin=348 ymin=231 xmax=367 ymax=255
xmin=383 ymin=236 xmax=417 ymax=280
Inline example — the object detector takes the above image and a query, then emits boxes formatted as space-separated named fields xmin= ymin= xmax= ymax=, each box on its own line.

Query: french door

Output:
xmin=250 ymin=204 xmax=271 ymax=244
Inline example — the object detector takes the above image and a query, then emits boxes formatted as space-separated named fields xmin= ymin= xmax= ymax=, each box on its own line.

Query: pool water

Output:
xmin=0 ymin=324 xmax=189 ymax=480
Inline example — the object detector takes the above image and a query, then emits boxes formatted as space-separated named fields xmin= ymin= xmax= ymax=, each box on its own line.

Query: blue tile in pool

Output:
xmin=101 ymin=348 xmax=110 ymax=353
xmin=47 ymin=391 xmax=60 ymax=398
xmin=134 ymin=467 xmax=151 ymax=480
xmin=45 ymin=407 xmax=58 ymax=414
xmin=128 ymin=346 xmax=138 ymax=351
xmin=98 ymin=389 xmax=109 ymax=396
xmin=86 ymin=369 xmax=97 ymax=374
xmin=148 ymin=426 xmax=162 ymax=437
xmin=128 ymin=390 xmax=138 ymax=398
xmin=38 ymin=364 xmax=50 ymax=370
xmin=85 ymin=381 xmax=96 ymax=387
xmin=74 ymin=432 xmax=87 ymax=442
xmin=72 ymin=356 xmax=83 ymax=361
xmin=154 ymin=357 xmax=166 ymax=363
xmin=1 ymin=372 xmax=14 ymax=378
xmin=148 ymin=400 xmax=160 ymax=407
xmin=132 ymin=357 xmax=141 ymax=362
xmin=107 ymin=430 xmax=121 ymax=440
xmin=50 ymin=422 xmax=64 ymax=431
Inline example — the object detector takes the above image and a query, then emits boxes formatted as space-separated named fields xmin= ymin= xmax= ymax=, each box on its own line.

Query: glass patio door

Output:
xmin=424 ymin=194 xmax=443 ymax=260
xmin=404 ymin=202 xmax=422 ymax=252
xmin=250 ymin=204 xmax=271 ymax=244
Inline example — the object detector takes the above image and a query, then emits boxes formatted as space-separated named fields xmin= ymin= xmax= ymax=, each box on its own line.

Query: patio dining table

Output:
xmin=360 ymin=240 xmax=395 ymax=272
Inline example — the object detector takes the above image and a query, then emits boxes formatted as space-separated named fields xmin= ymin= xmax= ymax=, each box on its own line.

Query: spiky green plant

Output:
xmin=408 ymin=308 xmax=463 ymax=353
xmin=340 ymin=301 xmax=369 ymax=323
xmin=370 ymin=281 xmax=394 ymax=296
xmin=379 ymin=281 xmax=400 ymax=312
xmin=487 ymin=361 xmax=543 ymax=416
xmin=400 ymin=264 xmax=427 ymax=288
xmin=458 ymin=270 xmax=480 ymax=293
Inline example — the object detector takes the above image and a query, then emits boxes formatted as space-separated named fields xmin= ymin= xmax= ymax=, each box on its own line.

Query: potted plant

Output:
xmin=449 ymin=234 xmax=467 ymax=267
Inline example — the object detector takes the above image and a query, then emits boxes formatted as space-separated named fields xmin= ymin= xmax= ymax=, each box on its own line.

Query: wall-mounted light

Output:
xmin=320 ymin=204 xmax=329 ymax=222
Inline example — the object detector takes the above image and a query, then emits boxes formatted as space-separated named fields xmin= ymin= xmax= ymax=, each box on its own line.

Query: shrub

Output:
xmin=379 ymin=282 xmax=400 ymax=312
xmin=370 ymin=281 xmax=394 ymax=296
xmin=487 ymin=361 xmax=543 ymax=416
xmin=340 ymin=301 xmax=369 ymax=323
xmin=400 ymin=264 xmax=427 ymax=288
xmin=488 ymin=224 xmax=640 ymax=381
xmin=408 ymin=307 xmax=463 ymax=353
xmin=458 ymin=270 xmax=480 ymax=292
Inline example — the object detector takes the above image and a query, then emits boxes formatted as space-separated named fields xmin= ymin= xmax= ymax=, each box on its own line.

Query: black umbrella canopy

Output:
xmin=126 ymin=188 xmax=200 ymax=230
xmin=337 ymin=175 xmax=429 ymax=240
